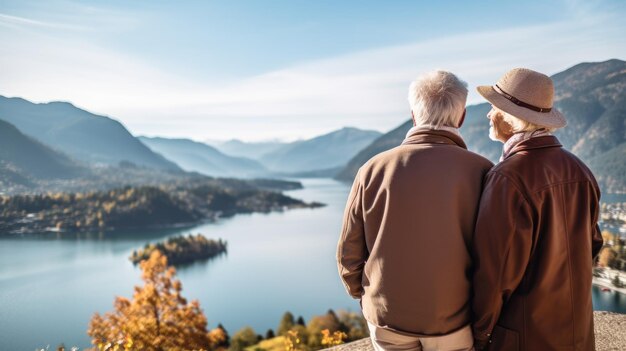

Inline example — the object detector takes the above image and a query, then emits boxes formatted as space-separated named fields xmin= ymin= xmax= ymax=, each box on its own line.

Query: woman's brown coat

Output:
xmin=472 ymin=135 xmax=603 ymax=351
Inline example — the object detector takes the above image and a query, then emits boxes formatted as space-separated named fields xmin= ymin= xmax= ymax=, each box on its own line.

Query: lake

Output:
xmin=0 ymin=178 xmax=624 ymax=350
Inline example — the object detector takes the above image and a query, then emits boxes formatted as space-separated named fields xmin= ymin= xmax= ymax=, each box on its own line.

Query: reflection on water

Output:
xmin=592 ymin=285 xmax=626 ymax=314
xmin=602 ymin=193 xmax=626 ymax=204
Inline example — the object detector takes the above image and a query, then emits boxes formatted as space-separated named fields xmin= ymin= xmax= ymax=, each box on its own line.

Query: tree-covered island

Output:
xmin=0 ymin=179 xmax=324 ymax=234
xmin=130 ymin=234 xmax=227 ymax=266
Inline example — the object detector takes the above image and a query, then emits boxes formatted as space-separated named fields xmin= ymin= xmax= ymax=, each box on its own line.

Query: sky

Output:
xmin=1 ymin=0 xmax=625 ymax=142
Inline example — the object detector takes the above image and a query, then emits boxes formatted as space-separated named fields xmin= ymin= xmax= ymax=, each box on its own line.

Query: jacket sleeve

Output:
xmin=336 ymin=168 xmax=368 ymax=299
xmin=590 ymin=181 xmax=603 ymax=259
xmin=471 ymin=171 xmax=534 ymax=349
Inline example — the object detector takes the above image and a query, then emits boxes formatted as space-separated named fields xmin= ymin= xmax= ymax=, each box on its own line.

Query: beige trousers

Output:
xmin=367 ymin=323 xmax=474 ymax=351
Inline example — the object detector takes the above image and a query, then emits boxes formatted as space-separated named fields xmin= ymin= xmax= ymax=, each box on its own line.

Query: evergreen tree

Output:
xmin=277 ymin=311 xmax=295 ymax=336
xmin=265 ymin=329 xmax=275 ymax=339
xmin=296 ymin=316 xmax=306 ymax=326
xmin=215 ymin=323 xmax=230 ymax=347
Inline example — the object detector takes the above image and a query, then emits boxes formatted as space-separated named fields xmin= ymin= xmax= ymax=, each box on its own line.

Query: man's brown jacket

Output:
xmin=472 ymin=135 xmax=603 ymax=351
xmin=337 ymin=129 xmax=493 ymax=336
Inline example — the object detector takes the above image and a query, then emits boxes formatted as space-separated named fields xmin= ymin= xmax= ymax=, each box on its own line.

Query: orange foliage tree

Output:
xmin=88 ymin=251 xmax=218 ymax=351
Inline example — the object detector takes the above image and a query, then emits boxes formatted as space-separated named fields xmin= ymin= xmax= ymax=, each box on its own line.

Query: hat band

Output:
xmin=494 ymin=84 xmax=552 ymax=113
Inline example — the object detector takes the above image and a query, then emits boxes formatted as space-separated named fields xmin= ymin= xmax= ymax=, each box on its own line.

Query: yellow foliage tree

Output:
xmin=320 ymin=329 xmax=347 ymax=347
xmin=599 ymin=247 xmax=618 ymax=268
xmin=283 ymin=330 xmax=305 ymax=351
xmin=602 ymin=231 xmax=616 ymax=244
xmin=306 ymin=310 xmax=341 ymax=348
xmin=88 ymin=251 xmax=215 ymax=351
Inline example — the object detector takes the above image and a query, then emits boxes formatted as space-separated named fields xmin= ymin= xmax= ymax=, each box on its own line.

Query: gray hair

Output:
xmin=500 ymin=110 xmax=557 ymax=133
xmin=408 ymin=70 xmax=468 ymax=128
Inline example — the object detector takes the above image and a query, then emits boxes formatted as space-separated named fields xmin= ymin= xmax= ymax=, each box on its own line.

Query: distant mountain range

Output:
xmin=255 ymin=127 xmax=382 ymax=173
xmin=1 ymin=59 xmax=623 ymax=194
xmin=205 ymin=128 xmax=382 ymax=174
xmin=0 ymin=94 xmax=382 ymax=192
xmin=0 ymin=96 xmax=180 ymax=171
xmin=139 ymin=136 xmax=267 ymax=178
xmin=336 ymin=59 xmax=626 ymax=193
xmin=209 ymin=139 xmax=288 ymax=160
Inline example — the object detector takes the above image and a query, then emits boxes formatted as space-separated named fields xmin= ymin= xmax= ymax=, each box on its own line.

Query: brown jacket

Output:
xmin=337 ymin=129 xmax=493 ymax=336
xmin=472 ymin=136 xmax=603 ymax=351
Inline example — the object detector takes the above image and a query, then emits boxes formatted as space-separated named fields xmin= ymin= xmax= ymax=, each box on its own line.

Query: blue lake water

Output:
xmin=0 ymin=178 xmax=624 ymax=350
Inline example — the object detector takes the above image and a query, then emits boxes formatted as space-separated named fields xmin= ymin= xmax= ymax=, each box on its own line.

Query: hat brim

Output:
xmin=476 ymin=85 xmax=566 ymax=128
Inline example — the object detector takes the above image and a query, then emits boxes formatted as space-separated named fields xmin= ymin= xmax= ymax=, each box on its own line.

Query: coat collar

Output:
xmin=402 ymin=129 xmax=467 ymax=149
xmin=504 ymin=135 xmax=562 ymax=160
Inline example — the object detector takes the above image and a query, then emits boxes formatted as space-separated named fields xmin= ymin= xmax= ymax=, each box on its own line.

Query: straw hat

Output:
xmin=477 ymin=68 xmax=566 ymax=128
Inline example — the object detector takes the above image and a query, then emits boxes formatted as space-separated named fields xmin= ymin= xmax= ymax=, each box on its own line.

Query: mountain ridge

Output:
xmin=139 ymin=136 xmax=268 ymax=178
xmin=259 ymin=127 xmax=382 ymax=173
xmin=335 ymin=59 xmax=626 ymax=193
xmin=0 ymin=96 xmax=181 ymax=171
xmin=0 ymin=119 xmax=87 ymax=183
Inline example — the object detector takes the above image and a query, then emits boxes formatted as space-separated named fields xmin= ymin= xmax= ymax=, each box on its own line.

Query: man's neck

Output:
xmin=406 ymin=124 xmax=461 ymax=138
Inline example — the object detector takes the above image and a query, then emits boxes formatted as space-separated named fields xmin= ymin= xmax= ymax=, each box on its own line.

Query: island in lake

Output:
xmin=130 ymin=234 xmax=227 ymax=265
xmin=0 ymin=178 xmax=324 ymax=235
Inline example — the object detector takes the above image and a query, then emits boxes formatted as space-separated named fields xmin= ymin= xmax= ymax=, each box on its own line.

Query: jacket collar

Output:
xmin=402 ymin=129 xmax=467 ymax=149
xmin=504 ymin=135 xmax=562 ymax=159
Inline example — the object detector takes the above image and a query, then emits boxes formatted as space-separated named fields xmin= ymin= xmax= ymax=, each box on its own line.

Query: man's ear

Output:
xmin=457 ymin=109 xmax=466 ymax=128
xmin=411 ymin=110 xmax=416 ymax=126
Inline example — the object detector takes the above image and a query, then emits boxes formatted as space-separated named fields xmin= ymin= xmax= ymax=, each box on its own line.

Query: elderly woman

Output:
xmin=471 ymin=68 xmax=604 ymax=351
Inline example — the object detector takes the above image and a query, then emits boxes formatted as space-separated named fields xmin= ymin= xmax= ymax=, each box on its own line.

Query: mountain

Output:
xmin=210 ymin=139 xmax=288 ymax=160
xmin=0 ymin=119 xmax=87 ymax=183
xmin=336 ymin=59 xmax=626 ymax=193
xmin=139 ymin=136 xmax=267 ymax=178
xmin=334 ymin=121 xmax=414 ymax=181
xmin=0 ymin=96 xmax=181 ymax=171
xmin=259 ymin=127 xmax=382 ymax=173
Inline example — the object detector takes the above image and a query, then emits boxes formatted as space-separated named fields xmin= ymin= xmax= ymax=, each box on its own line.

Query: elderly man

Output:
xmin=337 ymin=70 xmax=493 ymax=351
xmin=471 ymin=68 xmax=603 ymax=351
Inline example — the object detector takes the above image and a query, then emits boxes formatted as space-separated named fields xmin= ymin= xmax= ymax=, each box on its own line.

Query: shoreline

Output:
xmin=593 ymin=268 xmax=626 ymax=295
xmin=1 ymin=201 xmax=325 ymax=236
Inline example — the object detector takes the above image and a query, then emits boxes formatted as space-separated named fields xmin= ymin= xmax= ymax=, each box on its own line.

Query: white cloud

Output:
xmin=0 ymin=13 xmax=88 ymax=30
xmin=1 ymin=9 xmax=625 ymax=142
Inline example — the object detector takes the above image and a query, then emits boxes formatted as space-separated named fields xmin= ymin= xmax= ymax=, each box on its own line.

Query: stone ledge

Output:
xmin=326 ymin=311 xmax=626 ymax=351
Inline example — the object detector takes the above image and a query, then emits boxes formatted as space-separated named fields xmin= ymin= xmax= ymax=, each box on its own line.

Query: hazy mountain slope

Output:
xmin=334 ymin=121 xmax=413 ymax=181
xmin=587 ymin=142 xmax=626 ymax=194
xmin=551 ymin=59 xmax=626 ymax=158
xmin=335 ymin=103 xmax=498 ymax=181
xmin=0 ymin=119 xmax=86 ymax=180
xmin=0 ymin=96 xmax=181 ymax=171
xmin=335 ymin=59 xmax=626 ymax=192
xmin=139 ymin=137 xmax=267 ymax=177
xmin=211 ymin=139 xmax=287 ymax=160
xmin=259 ymin=127 xmax=382 ymax=173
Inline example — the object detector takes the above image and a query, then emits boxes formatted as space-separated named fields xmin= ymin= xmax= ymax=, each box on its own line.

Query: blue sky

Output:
xmin=1 ymin=0 xmax=625 ymax=141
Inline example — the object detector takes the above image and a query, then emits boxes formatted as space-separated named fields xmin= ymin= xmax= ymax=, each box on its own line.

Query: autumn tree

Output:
xmin=88 ymin=251 xmax=216 ymax=351
xmin=228 ymin=326 xmax=258 ymax=351
xmin=209 ymin=324 xmax=230 ymax=350
xmin=337 ymin=310 xmax=369 ymax=340
xmin=599 ymin=247 xmax=618 ymax=268
xmin=306 ymin=310 xmax=341 ymax=348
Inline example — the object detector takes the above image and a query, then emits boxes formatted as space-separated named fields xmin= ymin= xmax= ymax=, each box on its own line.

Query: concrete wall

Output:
xmin=328 ymin=312 xmax=626 ymax=351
